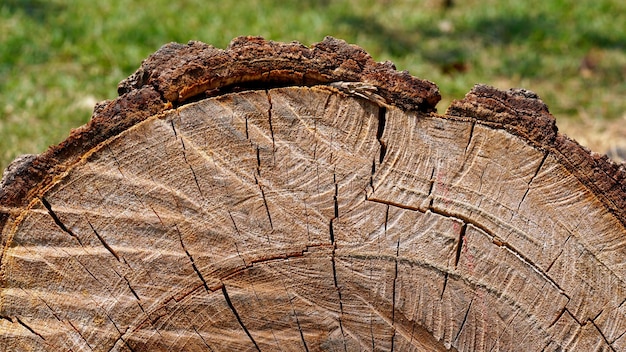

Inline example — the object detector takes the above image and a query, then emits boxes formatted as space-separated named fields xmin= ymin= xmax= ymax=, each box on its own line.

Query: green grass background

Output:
xmin=1 ymin=0 xmax=625 ymax=171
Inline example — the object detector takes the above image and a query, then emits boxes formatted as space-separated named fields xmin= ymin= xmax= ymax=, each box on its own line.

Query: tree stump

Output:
xmin=1 ymin=37 xmax=625 ymax=351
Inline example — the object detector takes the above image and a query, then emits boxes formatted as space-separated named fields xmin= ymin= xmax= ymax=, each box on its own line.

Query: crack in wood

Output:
xmin=329 ymin=203 xmax=348 ymax=352
xmin=547 ymin=302 xmax=569 ymax=329
xmin=191 ymin=325 xmax=214 ymax=352
xmin=221 ymin=284 xmax=261 ymax=352
xmin=67 ymin=319 xmax=94 ymax=351
xmin=328 ymin=172 xmax=339 ymax=244
xmin=589 ymin=319 xmax=617 ymax=352
xmin=102 ymin=310 xmax=134 ymax=352
xmin=108 ymin=335 xmax=137 ymax=352
xmin=517 ymin=151 xmax=548 ymax=211
xmin=170 ymin=115 xmax=205 ymax=197
xmin=464 ymin=121 xmax=475 ymax=154
xmin=370 ymin=158 xmax=376 ymax=192
xmin=384 ymin=204 xmax=390 ymax=232
xmin=566 ymin=307 xmax=583 ymax=326
xmin=259 ymin=183 xmax=274 ymax=233
xmin=427 ymin=202 xmax=567 ymax=295
xmin=333 ymin=173 xmax=339 ymax=219
xmin=87 ymin=221 xmax=120 ymax=262
xmin=228 ymin=211 xmax=249 ymax=267
xmin=330 ymin=242 xmax=348 ymax=352
xmin=37 ymin=297 xmax=62 ymax=323
xmin=265 ymin=90 xmax=276 ymax=153
xmin=427 ymin=167 xmax=436 ymax=208
xmin=454 ymin=298 xmax=473 ymax=345
xmin=496 ymin=240 xmax=566 ymax=297
xmin=377 ymin=106 xmax=388 ymax=164
xmin=105 ymin=144 xmax=126 ymax=177
xmin=284 ymin=283 xmax=310 ymax=352
xmin=123 ymin=276 xmax=142 ymax=302
xmin=454 ymin=222 xmax=467 ymax=268
xmin=255 ymin=145 xmax=261 ymax=176
xmin=545 ymin=235 xmax=570 ymax=274
xmin=613 ymin=327 xmax=626 ymax=347
xmin=40 ymin=197 xmax=83 ymax=246
xmin=15 ymin=317 xmax=45 ymax=341
xmin=245 ymin=115 xmax=249 ymax=140
xmin=176 ymin=225 xmax=210 ymax=293
xmin=169 ymin=119 xmax=177 ymax=137
xmin=328 ymin=172 xmax=346 ymax=350
xmin=390 ymin=238 xmax=400 ymax=351
xmin=0 ymin=315 xmax=12 ymax=323
xmin=181 ymin=137 xmax=204 ymax=198
xmin=366 ymin=197 xmax=570 ymax=321
xmin=441 ymin=272 xmax=449 ymax=300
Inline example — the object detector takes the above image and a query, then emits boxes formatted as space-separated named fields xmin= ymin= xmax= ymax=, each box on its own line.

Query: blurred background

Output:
xmin=1 ymin=0 xmax=625 ymax=171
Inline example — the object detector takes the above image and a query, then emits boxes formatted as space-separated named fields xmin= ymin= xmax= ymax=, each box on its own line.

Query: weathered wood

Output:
xmin=1 ymin=37 xmax=625 ymax=351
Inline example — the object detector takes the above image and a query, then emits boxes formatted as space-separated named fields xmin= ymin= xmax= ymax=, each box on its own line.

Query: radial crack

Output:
xmin=329 ymin=173 xmax=339 ymax=244
xmin=285 ymin=285 xmax=310 ymax=352
xmin=15 ymin=317 xmax=45 ymax=341
xmin=589 ymin=319 xmax=616 ymax=351
xmin=331 ymin=244 xmax=348 ymax=352
xmin=103 ymin=311 xmax=135 ymax=352
xmin=88 ymin=221 xmax=120 ymax=262
xmin=464 ymin=121 xmax=476 ymax=153
xmin=123 ymin=276 xmax=142 ymax=302
xmin=176 ymin=226 xmax=210 ymax=293
xmin=333 ymin=173 xmax=339 ymax=219
xmin=454 ymin=299 xmax=473 ymax=344
xmin=390 ymin=238 xmax=400 ymax=351
xmin=221 ymin=284 xmax=261 ymax=351
xmin=40 ymin=197 xmax=83 ymax=246
xmin=67 ymin=320 xmax=94 ymax=351
xmin=384 ymin=204 xmax=390 ymax=232
xmin=192 ymin=325 xmax=215 ymax=352
xmin=180 ymin=138 xmax=204 ymax=197
xmin=255 ymin=145 xmax=261 ymax=176
xmin=245 ymin=115 xmax=250 ymax=140
xmin=376 ymin=106 xmax=388 ymax=164
xmin=170 ymin=117 xmax=204 ymax=197
xmin=259 ymin=184 xmax=274 ymax=232
xmin=427 ymin=167 xmax=436 ymax=208
xmin=370 ymin=158 xmax=376 ymax=192
xmin=108 ymin=335 xmax=136 ymax=352
xmin=454 ymin=223 xmax=467 ymax=268
xmin=517 ymin=151 xmax=548 ymax=210
xmin=265 ymin=90 xmax=276 ymax=152
xmin=441 ymin=272 xmax=449 ymax=299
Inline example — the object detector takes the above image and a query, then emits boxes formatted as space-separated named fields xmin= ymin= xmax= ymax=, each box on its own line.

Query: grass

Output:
xmin=1 ymin=0 xmax=625 ymax=171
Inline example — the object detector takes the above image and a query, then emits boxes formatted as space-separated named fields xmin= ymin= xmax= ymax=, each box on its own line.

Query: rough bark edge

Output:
xmin=446 ymin=84 xmax=626 ymax=227
xmin=117 ymin=36 xmax=441 ymax=111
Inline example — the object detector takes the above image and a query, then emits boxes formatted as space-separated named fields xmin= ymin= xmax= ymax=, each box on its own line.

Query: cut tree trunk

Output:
xmin=1 ymin=37 xmax=625 ymax=351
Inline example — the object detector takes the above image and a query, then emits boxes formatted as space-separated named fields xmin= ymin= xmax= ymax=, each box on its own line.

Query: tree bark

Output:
xmin=1 ymin=37 xmax=625 ymax=351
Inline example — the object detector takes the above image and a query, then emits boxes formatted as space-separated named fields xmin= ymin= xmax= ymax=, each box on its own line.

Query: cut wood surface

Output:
xmin=1 ymin=37 xmax=625 ymax=351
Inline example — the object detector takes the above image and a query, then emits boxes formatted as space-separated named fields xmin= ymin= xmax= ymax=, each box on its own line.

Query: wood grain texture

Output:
xmin=1 ymin=37 xmax=625 ymax=351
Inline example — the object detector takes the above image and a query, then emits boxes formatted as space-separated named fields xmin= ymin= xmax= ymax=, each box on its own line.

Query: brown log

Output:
xmin=1 ymin=37 xmax=625 ymax=351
